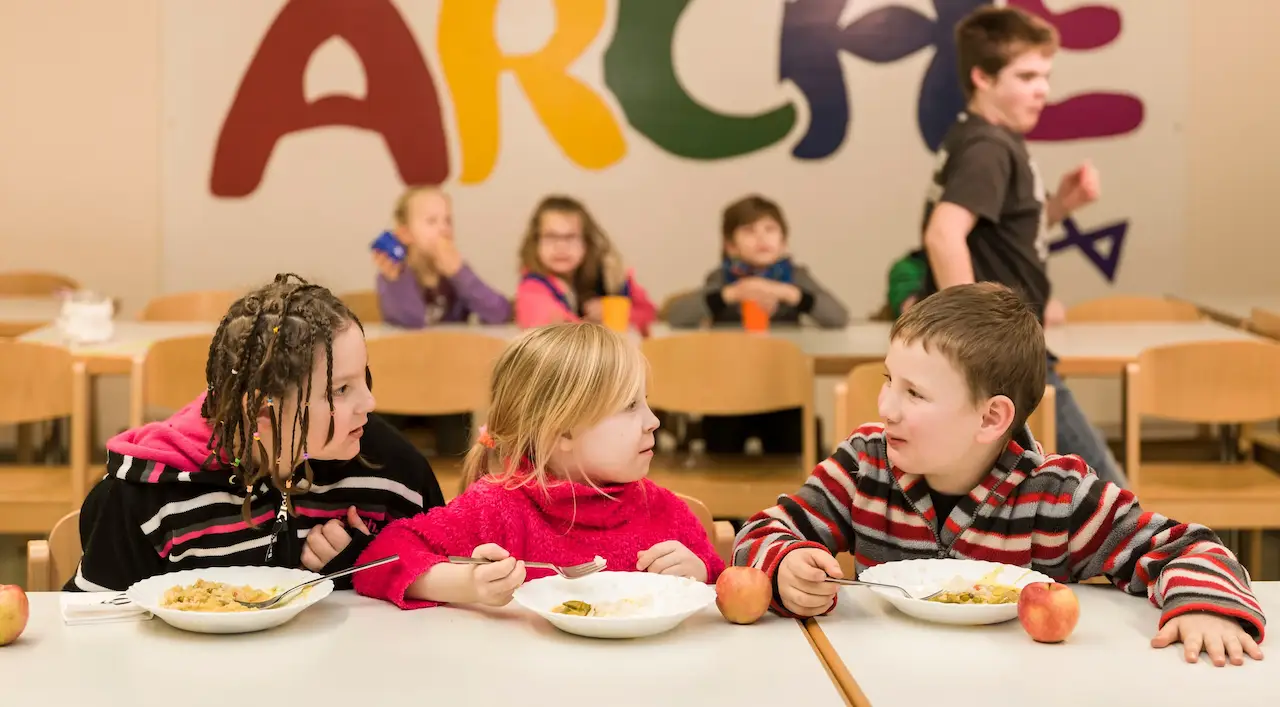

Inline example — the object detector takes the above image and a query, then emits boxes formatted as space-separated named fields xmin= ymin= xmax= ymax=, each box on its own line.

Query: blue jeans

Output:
xmin=1046 ymin=354 xmax=1127 ymax=487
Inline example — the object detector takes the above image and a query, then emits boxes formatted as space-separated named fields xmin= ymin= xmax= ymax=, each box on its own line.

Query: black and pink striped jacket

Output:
xmin=68 ymin=396 xmax=442 ymax=592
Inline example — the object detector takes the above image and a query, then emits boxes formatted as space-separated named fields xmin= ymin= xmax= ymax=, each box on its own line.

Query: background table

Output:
xmin=809 ymin=583 xmax=1278 ymax=706
xmin=9 ymin=592 xmax=849 ymax=706
xmin=0 ymin=297 xmax=62 ymax=337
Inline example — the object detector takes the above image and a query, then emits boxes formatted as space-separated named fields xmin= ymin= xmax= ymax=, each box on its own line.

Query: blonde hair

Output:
xmin=391 ymin=185 xmax=451 ymax=286
xmin=518 ymin=195 xmax=628 ymax=303
xmin=461 ymin=322 xmax=646 ymax=492
xmin=392 ymin=185 xmax=449 ymax=226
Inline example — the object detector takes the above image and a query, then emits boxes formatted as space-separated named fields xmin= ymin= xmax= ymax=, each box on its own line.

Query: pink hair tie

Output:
xmin=476 ymin=425 xmax=496 ymax=450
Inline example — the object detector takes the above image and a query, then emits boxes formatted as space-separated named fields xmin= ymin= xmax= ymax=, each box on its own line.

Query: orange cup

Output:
xmin=600 ymin=295 xmax=631 ymax=333
xmin=741 ymin=300 xmax=770 ymax=332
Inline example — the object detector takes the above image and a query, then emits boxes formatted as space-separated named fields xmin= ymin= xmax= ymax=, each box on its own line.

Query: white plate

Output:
xmin=857 ymin=559 xmax=1054 ymax=626
xmin=513 ymin=571 xmax=716 ymax=639
xmin=126 ymin=566 xmax=333 ymax=634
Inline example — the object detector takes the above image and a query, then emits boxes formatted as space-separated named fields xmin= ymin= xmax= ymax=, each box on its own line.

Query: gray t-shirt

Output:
xmin=919 ymin=111 xmax=1051 ymax=319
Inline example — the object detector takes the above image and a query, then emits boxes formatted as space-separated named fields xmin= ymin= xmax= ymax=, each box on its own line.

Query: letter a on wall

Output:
xmin=210 ymin=0 xmax=449 ymax=197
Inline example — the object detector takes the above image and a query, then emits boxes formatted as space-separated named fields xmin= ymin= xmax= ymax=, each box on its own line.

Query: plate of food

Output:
xmin=513 ymin=571 xmax=716 ymax=639
xmin=125 ymin=566 xmax=333 ymax=634
xmin=856 ymin=559 xmax=1053 ymax=626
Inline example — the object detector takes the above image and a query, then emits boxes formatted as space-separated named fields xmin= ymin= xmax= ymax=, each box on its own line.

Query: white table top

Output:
xmin=8 ymin=592 xmax=845 ymax=707
xmin=1043 ymin=321 xmax=1260 ymax=361
xmin=1172 ymin=294 xmax=1280 ymax=321
xmin=0 ymin=296 xmax=61 ymax=324
xmin=816 ymin=583 xmax=1278 ymax=705
xmin=18 ymin=319 xmax=1259 ymax=367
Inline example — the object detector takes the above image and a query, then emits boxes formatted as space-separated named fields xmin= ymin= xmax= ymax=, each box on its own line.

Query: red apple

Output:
xmin=0 ymin=584 xmax=30 ymax=646
xmin=715 ymin=566 xmax=772 ymax=625
xmin=1017 ymin=582 xmax=1079 ymax=643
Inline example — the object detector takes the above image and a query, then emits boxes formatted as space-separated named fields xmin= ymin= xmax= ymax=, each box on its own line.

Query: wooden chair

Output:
xmin=341 ymin=290 xmax=383 ymax=325
xmin=675 ymin=492 xmax=736 ymax=566
xmin=1125 ymin=340 xmax=1280 ymax=577
xmin=642 ymin=332 xmax=817 ymax=469
xmin=128 ymin=334 xmax=214 ymax=427
xmin=0 ymin=341 xmax=90 ymax=534
xmin=365 ymin=330 xmax=507 ymax=417
xmin=1066 ymin=296 xmax=1201 ymax=323
xmin=0 ymin=271 xmax=79 ymax=296
xmin=140 ymin=290 xmax=241 ymax=322
xmin=25 ymin=510 xmax=80 ymax=591
xmin=833 ymin=362 xmax=1056 ymax=455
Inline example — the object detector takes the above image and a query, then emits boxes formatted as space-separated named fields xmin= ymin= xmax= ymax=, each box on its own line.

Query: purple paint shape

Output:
xmin=1028 ymin=92 xmax=1144 ymax=141
xmin=1007 ymin=0 xmax=1121 ymax=50
xmin=1048 ymin=217 xmax=1129 ymax=282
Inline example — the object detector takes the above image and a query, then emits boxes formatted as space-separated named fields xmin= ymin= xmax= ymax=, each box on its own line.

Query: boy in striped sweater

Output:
xmin=734 ymin=283 xmax=1265 ymax=667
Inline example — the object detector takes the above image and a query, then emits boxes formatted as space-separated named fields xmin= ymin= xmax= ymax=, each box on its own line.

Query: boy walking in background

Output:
xmin=916 ymin=6 xmax=1122 ymax=485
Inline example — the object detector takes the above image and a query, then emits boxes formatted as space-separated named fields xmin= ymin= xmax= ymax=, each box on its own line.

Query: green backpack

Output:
xmin=887 ymin=249 xmax=927 ymax=319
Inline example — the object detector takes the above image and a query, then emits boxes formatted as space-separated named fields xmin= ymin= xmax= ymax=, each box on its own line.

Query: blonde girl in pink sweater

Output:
xmin=354 ymin=323 xmax=723 ymax=609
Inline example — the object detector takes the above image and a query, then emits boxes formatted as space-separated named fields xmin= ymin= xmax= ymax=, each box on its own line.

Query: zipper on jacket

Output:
xmin=888 ymin=458 xmax=1003 ymax=559
xmin=263 ymin=477 xmax=292 ymax=563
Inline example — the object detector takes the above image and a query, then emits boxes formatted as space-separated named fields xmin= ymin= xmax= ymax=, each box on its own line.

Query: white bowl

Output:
xmin=513 ymin=571 xmax=716 ymax=639
xmin=857 ymin=558 xmax=1054 ymax=626
xmin=126 ymin=566 xmax=333 ymax=634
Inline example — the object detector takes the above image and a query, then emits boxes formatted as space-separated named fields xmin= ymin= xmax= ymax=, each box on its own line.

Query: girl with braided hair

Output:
xmin=67 ymin=274 xmax=445 ymax=592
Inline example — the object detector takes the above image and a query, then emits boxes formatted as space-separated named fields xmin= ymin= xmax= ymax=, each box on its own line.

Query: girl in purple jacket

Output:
xmin=372 ymin=186 xmax=512 ymax=328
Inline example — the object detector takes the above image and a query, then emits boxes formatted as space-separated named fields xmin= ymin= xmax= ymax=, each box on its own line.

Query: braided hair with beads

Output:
xmin=200 ymin=273 xmax=370 ymax=523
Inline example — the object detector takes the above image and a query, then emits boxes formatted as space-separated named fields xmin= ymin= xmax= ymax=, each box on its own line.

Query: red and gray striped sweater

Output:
xmin=734 ymin=423 xmax=1266 ymax=640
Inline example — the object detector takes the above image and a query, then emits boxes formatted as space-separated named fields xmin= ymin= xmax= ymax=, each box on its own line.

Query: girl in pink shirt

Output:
xmin=513 ymin=195 xmax=657 ymax=335
xmin=354 ymin=323 xmax=723 ymax=609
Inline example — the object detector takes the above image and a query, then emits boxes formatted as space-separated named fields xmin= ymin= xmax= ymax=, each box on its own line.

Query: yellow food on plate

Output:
xmin=925 ymin=568 xmax=1023 ymax=605
xmin=161 ymin=579 xmax=276 ymax=612
xmin=550 ymin=597 xmax=652 ymax=618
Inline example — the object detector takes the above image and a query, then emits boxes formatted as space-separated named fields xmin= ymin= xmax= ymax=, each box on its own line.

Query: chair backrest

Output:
xmin=1066 ymin=296 xmax=1201 ymax=323
xmin=834 ymin=361 xmax=1056 ymax=455
xmin=674 ymin=492 xmax=715 ymax=541
xmin=365 ymin=331 xmax=507 ymax=416
xmin=129 ymin=334 xmax=214 ymax=427
xmin=1127 ymin=340 xmax=1280 ymax=425
xmin=0 ymin=271 xmax=79 ymax=296
xmin=642 ymin=332 xmax=815 ymax=465
xmin=0 ymin=341 xmax=91 ymax=517
xmin=0 ymin=341 xmax=79 ymax=425
xmin=140 ymin=290 xmax=241 ymax=322
xmin=30 ymin=510 xmax=81 ymax=591
xmin=341 ymin=290 xmax=383 ymax=325
xmin=1030 ymin=385 xmax=1056 ymax=456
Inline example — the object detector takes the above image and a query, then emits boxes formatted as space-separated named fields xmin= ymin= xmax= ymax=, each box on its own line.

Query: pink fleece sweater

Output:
xmin=353 ymin=476 xmax=725 ymax=608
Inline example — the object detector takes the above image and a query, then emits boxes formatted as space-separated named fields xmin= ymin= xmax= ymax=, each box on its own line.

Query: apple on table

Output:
xmin=0 ymin=584 xmax=29 ymax=647
xmin=1017 ymin=581 xmax=1079 ymax=643
xmin=716 ymin=566 xmax=772 ymax=625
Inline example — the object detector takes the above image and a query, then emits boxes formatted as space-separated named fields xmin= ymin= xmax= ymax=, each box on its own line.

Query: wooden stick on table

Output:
xmin=804 ymin=618 xmax=868 ymax=707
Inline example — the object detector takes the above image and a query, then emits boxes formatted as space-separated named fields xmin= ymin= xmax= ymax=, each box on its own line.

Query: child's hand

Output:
xmin=301 ymin=506 xmax=370 ymax=571
xmin=1152 ymin=612 xmax=1264 ymax=666
xmin=468 ymin=543 xmax=526 ymax=606
xmin=638 ymin=541 xmax=708 ymax=582
xmin=777 ymin=548 xmax=842 ymax=617
xmin=582 ymin=298 xmax=604 ymax=323
xmin=372 ymin=251 xmax=404 ymax=280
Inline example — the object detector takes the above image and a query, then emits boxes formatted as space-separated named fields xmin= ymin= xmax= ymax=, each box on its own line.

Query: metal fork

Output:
xmin=98 ymin=593 xmax=133 ymax=606
xmin=448 ymin=555 xmax=605 ymax=579
xmin=235 ymin=554 xmax=399 ymax=610
xmin=823 ymin=576 xmax=946 ymax=601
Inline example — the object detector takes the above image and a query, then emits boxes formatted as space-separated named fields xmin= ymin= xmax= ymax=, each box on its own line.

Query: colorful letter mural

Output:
xmin=208 ymin=0 xmax=1144 ymax=280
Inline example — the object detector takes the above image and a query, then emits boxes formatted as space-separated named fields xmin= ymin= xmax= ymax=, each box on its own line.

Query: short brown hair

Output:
xmin=890 ymin=283 xmax=1045 ymax=437
xmin=955 ymin=7 xmax=1059 ymax=99
xmin=722 ymin=194 xmax=788 ymax=241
